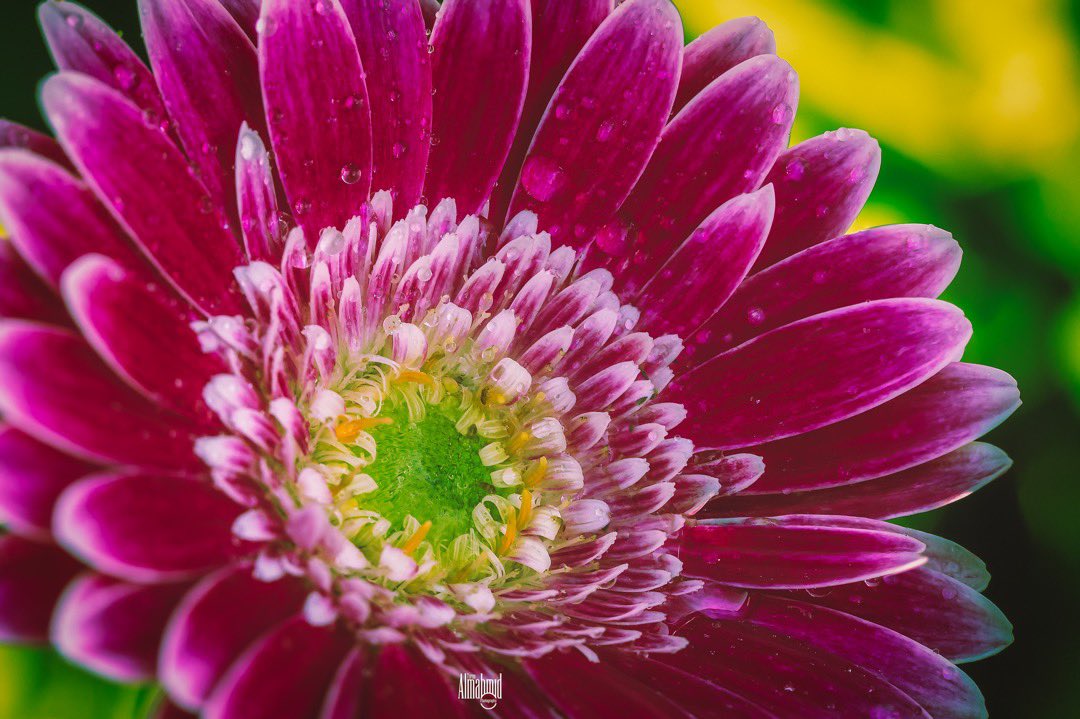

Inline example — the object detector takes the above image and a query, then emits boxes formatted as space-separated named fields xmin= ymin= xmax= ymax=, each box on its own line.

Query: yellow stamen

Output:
xmin=498 ymin=508 xmax=518 ymax=555
xmin=522 ymin=456 xmax=548 ymax=489
xmin=402 ymin=520 xmax=432 ymax=555
xmin=518 ymin=489 xmax=533 ymax=529
xmin=397 ymin=369 xmax=434 ymax=385
xmin=334 ymin=416 xmax=392 ymax=442
xmin=507 ymin=430 xmax=531 ymax=454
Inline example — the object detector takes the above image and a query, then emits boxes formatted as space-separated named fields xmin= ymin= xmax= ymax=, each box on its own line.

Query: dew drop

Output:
xmin=65 ymin=13 xmax=84 ymax=29
xmin=313 ymin=0 xmax=332 ymax=15
xmin=746 ymin=307 xmax=765 ymax=325
xmin=596 ymin=120 xmax=615 ymax=142
xmin=771 ymin=103 xmax=791 ymax=124
xmin=554 ymin=103 xmax=571 ymax=120
xmin=293 ymin=198 xmax=312 ymax=216
xmin=785 ymin=158 xmax=806 ymax=181
xmin=113 ymin=65 xmax=136 ymax=91
xmin=520 ymin=156 xmax=565 ymax=202
xmin=391 ymin=142 xmax=406 ymax=159
xmin=340 ymin=162 xmax=363 ymax=185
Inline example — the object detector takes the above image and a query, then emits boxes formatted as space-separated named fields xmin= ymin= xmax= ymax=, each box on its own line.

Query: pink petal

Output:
xmin=0 ymin=243 xmax=69 ymax=326
xmin=39 ymin=1 xmax=169 ymax=125
xmin=754 ymin=129 xmax=881 ymax=269
xmin=0 ymin=535 xmax=80 ymax=642
xmin=53 ymin=472 xmax=245 ymax=583
xmin=52 ymin=573 xmax=190 ymax=682
xmin=674 ymin=17 xmax=776 ymax=114
xmin=668 ymin=299 xmax=972 ymax=450
xmin=41 ymin=73 xmax=245 ymax=315
xmin=0 ymin=118 xmax=71 ymax=169
xmin=203 ymin=616 xmax=353 ymax=719
xmin=731 ymin=363 xmax=1019 ymax=495
xmin=0 ymin=150 xmax=149 ymax=288
xmin=61 ymin=254 xmax=223 ymax=420
xmin=790 ymin=565 xmax=1012 ymax=663
xmin=0 ymin=425 xmax=95 ymax=540
xmin=707 ymin=442 xmax=1011 ymax=520
xmin=140 ymin=0 xmax=264 ymax=221
xmin=633 ymin=187 xmax=773 ymax=335
xmin=508 ymin=0 xmax=682 ymax=249
xmin=687 ymin=224 xmax=962 ymax=361
xmin=424 ymin=0 xmax=530 ymax=213
xmin=491 ymin=0 xmax=612 ymax=220
xmin=738 ymin=593 xmax=986 ymax=719
xmin=678 ymin=517 xmax=926 ymax=589
xmin=623 ymin=54 xmax=798 ymax=247
xmin=160 ymin=565 xmax=307 ymax=710
xmin=0 ymin=321 xmax=201 ymax=469
xmin=260 ymin=0 xmax=373 ymax=245
xmin=339 ymin=0 xmax=432 ymax=210
xmin=665 ymin=616 xmax=930 ymax=717
xmin=365 ymin=645 xmax=465 ymax=717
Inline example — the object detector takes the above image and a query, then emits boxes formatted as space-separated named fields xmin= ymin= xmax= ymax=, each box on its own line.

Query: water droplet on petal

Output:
xmin=596 ymin=120 xmax=615 ymax=142
xmin=113 ymin=65 xmax=136 ymax=91
xmin=520 ymin=156 xmax=565 ymax=203
xmin=785 ymin=158 xmax=806 ymax=181
xmin=746 ymin=307 xmax=765 ymax=325
xmin=340 ymin=162 xmax=363 ymax=185
xmin=771 ymin=103 xmax=791 ymax=124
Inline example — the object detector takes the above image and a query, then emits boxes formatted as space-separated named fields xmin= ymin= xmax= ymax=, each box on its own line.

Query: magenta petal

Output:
xmin=634 ymin=188 xmax=773 ymax=334
xmin=0 ymin=536 xmax=80 ymax=642
xmin=609 ymin=655 xmax=775 ymax=718
xmin=160 ymin=565 xmax=307 ymax=710
xmin=0 ymin=243 xmax=69 ymax=326
xmin=623 ymin=55 xmax=798 ymax=246
xmin=708 ymin=442 xmax=1011 ymax=520
xmin=492 ymin=0 xmax=611 ymax=220
xmin=527 ymin=650 xmax=692 ymax=718
xmin=52 ymin=573 xmax=189 ymax=682
xmin=678 ymin=517 xmax=926 ymax=589
xmin=739 ymin=593 xmax=984 ymax=719
xmin=424 ymin=0 xmax=531 ymax=214
xmin=508 ymin=0 xmax=682 ymax=249
xmin=233 ymin=126 xmax=282 ymax=263
xmin=339 ymin=0 xmax=431 ymax=210
xmin=38 ymin=2 xmax=169 ymax=124
xmin=204 ymin=616 xmax=353 ymax=719
xmin=792 ymin=566 xmax=1012 ymax=663
xmin=665 ymin=617 xmax=930 ymax=718
xmin=217 ymin=0 xmax=260 ymax=40
xmin=364 ymin=645 xmax=465 ymax=717
xmin=0 ymin=425 xmax=95 ymax=540
xmin=140 ymin=0 xmax=264 ymax=221
xmin=688 ymin=223 xmax=962 ymax=359
xmin=61 ymin=254 xmax=222 ymax=419
xmin=318 ymin=649 xmax=364 ymax=719
xmin=674 ymin=17 xmax=776 ymax=114
xmin=732 ymin=362 xmax=1019 ymax=494
xmin=755 ymin=129 xmax=882 ymax=269
xmin=42 ymin=73 xmax=244 ymax=315
xmin=0 ymin=150 xmax=149 ymax=288
xmin=260 ymin=0 xmax=373 ymax=245
xmin=0 ymin=321 xmax=201 ymax=469
xmin=669 ymin=299 xmax=972 ymax=450
xmin=53 ymin=472 xmax=244 ymax=583
xmin=0 ymin=118 xmax=71 ymax=169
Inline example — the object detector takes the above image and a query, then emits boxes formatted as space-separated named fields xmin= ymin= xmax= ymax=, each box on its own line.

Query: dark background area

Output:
xmin=3 ymin=0 xmax=1079 ymax=716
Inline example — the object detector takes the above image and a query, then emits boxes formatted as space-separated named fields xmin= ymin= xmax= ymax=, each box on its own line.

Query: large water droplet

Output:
xmin=520 ymin=156 xmax=565 ymax=202
xmin=340 ymin=162 xmax=363 ymax=185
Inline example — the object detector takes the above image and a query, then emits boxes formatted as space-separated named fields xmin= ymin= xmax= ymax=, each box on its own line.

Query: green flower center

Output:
xmin=360 ymin=404 xmax=492 ymax=546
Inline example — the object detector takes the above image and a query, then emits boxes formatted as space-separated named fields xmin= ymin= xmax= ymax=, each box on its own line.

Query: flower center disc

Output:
xmin=360 ymin=404 xmax=491 ymax=545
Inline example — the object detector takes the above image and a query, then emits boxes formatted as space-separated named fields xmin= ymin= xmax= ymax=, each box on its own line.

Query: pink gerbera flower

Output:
xmin=0 ymin=1 xmax=1018 ymax=717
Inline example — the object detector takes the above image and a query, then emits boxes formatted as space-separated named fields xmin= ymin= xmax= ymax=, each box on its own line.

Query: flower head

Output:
xmin=0 ymin=0 xmax=1017 ymax=717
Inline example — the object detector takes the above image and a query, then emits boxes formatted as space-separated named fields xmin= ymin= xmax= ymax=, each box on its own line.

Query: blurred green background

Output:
xmin=2 ymin=0 xmax=1079 ymax=716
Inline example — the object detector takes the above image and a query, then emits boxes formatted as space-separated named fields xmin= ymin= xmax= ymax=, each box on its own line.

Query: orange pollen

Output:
xmin=401 ymin=520 xmax=432 ymax=555
xmin=397 ymin=369 xmax=435 ymax=385
xmin=334 ymin=416 xmax=393 ymax=442
xmin=522 ymin=456 xmax=548 ymax=489
xmin=518 ymin=489 xmax=534 ymax=529
xmin=507 ymin=430 xmax=531 ymax=454
xmin=498 ymin=507 xmax=518 ymax=555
